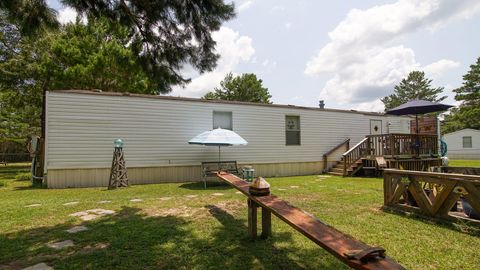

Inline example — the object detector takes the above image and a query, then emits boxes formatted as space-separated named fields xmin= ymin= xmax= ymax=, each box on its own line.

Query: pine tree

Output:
xmin=382 ymin=71 xmax=446 ymax=111
xmin=442 ymin=57 xmax=480 ymax=133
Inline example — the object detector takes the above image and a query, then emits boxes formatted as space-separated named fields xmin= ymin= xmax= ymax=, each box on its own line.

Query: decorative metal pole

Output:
xmin=108 ymin=138 xmax=128 ymax=189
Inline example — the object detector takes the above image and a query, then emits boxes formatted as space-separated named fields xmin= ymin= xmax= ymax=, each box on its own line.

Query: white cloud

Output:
xmin=305 ymin=0 xmax=480 ymax=109
xmin=170 ymin=27 xmax=255 ymax=97
xmin=353 ymin=99 xmax=385 ymax=112
xmin=423 ymin=59 xmax=461 ymax=78
xmin=58 ymin=7 xmax=78 ymax=24
xmin=285 ymin=22 xmax=292 ymax=30
xmin=238 ymin=0 xmax=254 ymax=12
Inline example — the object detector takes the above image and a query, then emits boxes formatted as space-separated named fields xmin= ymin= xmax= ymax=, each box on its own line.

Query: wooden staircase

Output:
xmin=327 ymin=158 xmax=365 ymax=176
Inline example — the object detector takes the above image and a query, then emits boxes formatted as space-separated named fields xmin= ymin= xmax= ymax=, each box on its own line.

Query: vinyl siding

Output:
xmin=45 ymin=91 xmax=411 ymax=187
xmin=443 ymin=129 xmax=480 ymax=159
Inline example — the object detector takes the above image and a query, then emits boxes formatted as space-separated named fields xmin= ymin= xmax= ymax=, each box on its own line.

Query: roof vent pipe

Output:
xmin=319 ymin=100 xmax=325 ymax=109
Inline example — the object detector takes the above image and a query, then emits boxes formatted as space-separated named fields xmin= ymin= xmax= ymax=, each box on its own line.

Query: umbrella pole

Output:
xmin=415 ymin=114 xmax=419 ymax=157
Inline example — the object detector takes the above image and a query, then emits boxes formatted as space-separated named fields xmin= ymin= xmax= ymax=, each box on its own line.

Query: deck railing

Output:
xmin=323 ymin=138 xmax=350 ymax=173
xmin=342 ymin=137 xmax=369 ymax=176
xmin=367 ymin=133 xmax=438 ymax=157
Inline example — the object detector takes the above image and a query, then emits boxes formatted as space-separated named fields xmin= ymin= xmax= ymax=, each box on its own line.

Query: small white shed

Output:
xmin=443 ymin=128 xmax=480 ymax=159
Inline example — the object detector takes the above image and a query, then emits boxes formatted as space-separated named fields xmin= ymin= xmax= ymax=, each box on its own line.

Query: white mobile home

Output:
xmin=443 ymin=129 xmax=480 ymax=159
xmin=45 ymin=90 xmax=411 ymax=188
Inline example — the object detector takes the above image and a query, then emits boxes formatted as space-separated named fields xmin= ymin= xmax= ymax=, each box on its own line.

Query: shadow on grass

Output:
xmin=0 ymin=205 xmax=348 ymax=269
xmin=179 ymin=181 xmax=233 ymax=191
xmin=382 ymin=207 xmax=480 ymax=237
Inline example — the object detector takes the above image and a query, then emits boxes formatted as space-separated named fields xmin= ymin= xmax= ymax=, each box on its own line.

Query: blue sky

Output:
xmin=49 ymin=0 xmax=480 ymax=112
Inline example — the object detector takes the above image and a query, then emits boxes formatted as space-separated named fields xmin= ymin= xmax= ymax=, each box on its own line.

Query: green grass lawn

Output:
xmin=449 ymin=159 xmax=480 ymax=167
xmin=1 ymin=164 xmax=479 ymax=270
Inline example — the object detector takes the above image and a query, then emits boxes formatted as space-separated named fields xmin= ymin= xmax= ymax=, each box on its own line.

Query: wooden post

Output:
xmin=261 ymin=207 xmax=272 ymax=239
xmin=248 ymin=198 xmax=258 ymax=239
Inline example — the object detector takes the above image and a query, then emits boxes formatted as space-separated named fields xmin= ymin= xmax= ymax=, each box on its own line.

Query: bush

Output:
xmin=15 ymin=172 xmax=31 ymax=181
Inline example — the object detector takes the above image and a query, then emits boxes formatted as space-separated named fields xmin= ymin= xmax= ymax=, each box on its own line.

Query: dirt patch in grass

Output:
xmin=143 ymin=201 xmax=242 ymax=219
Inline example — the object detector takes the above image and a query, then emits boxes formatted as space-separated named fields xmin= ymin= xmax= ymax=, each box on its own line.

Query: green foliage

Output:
xmin=203 ymin=73 xmax=272 ymax=103
xmin=382 ymin=71 xmax=446 ymax=111
xmin=442 ymin=57 xmax=480 ymax=133
xmin=0 ymin=0 xmax=59 ymax=36
xmin=0 ymin=17 xmax=159 ymax=142
xmin=2 ymin=0 xmax=236 ymax=93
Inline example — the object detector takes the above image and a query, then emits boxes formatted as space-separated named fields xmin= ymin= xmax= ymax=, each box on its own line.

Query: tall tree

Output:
xmin=204 ymin=73 xmax=272 ymax=103
xmin=442 ymin=57 xmax=480 ymax=133
xmin=382 ymin=71 xmax=446 ymax=111
xmin=0 ymin=17 xmax=158 ymax=143
xmin=2 ymin=0 xmax=236 ymax=93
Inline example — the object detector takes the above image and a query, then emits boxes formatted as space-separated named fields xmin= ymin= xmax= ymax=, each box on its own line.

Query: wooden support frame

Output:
xmin=383 ymin=169 xmax=480 ymax=225
xmin=217 ymin=172 xmax=405 ymax=270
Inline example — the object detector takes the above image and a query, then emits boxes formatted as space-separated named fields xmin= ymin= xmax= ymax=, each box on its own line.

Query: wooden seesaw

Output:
xmin=216 ymin=172 xmax=405 ymax=270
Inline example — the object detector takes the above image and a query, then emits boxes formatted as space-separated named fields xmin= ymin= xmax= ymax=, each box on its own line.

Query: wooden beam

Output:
xmin=217 ymin=172 xmax=405 ymax=270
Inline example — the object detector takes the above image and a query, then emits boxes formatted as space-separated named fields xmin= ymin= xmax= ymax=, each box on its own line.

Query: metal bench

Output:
xmin=216 ymin=172 xmax=405 ymax=270
xmin=201 ymin=161 xmax=240 ymax=188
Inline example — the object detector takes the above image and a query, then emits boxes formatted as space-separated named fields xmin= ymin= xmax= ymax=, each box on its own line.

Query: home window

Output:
xmin=285 ymin=115 xmax=300 ymax=145
xmin=213 ymin=111 xmax=232 ymax=130
xmin=463 ymin=136 xmax=472 ymax=148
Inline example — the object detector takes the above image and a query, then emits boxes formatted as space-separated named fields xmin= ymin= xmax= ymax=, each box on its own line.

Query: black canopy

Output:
xmin=386 ymin=99 xmax=453 ymax=116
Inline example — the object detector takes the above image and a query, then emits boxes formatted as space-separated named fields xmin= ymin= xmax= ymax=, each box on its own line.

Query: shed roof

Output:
xmin=51 ymin=89 xmax=408 ymax=117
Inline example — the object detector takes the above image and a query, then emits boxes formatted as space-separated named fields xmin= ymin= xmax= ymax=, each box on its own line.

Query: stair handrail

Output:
xmin=322 ymin=138 xmax=350 ymax=173
xmin=342 ymin=137 xmax=369 ymax=176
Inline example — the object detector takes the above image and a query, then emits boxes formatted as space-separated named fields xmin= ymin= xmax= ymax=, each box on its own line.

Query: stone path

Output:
xmin=235 ymin=191 xmax=242 ymax=194
xmin=98 ymin=200 xmax=111 ymax=204
xmin=25 ymin=204 xmax=41 ymax=208
xmin=70 ymin=209 xmax=115 ymax=221
xmin=22 ymin=263 xmax=53 ymax=270
xmin=211 ymin=193 xmax=224 ymax=196
xmin=66 ymin=226 xmax=88 ymax=234
xmin=277 ymin=188 xmax=287 ymax=191
xmin=289 ymin=186 xmax=299 ymax=189
xmin=159 ymin=197 xmax=172 ymax=201
xmin=48 ymin=240 xmax=74 ymax=250
xmin=130 ymin=198 xmax=143 ymax=202
xmin=185 ymin=195 xmax=198 ymax=198
xmin=62 ymin=202 xmax=79 ymax=206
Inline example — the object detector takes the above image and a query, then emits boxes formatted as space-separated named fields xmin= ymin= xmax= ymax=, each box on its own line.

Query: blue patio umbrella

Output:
xmin=386 ymin=99 xmax=453 ymax=155
xmin=386 ymin=99 xmax=453 ymax=133
xmin=188 ymin=128 xmax=248 ymax=162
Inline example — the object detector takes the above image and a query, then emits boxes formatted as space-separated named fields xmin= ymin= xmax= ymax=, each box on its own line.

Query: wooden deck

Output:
xmin=325 ymin=134 xmax=441 ymax=177
xmin=217 ymin=172 xmax=405 ymax=270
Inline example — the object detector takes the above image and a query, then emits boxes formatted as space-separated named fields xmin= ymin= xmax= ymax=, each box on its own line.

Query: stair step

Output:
xmin=331 ymin=168 xmax=344 ymax=173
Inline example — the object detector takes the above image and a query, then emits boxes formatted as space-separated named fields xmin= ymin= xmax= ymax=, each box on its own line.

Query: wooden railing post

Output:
xmin=343 ymin=155 xmax=347 ymax=177
xmin=389 ymin=134 xmax=394 ymax=156
xmin=261 ymin=207 xmax=272 ymax=239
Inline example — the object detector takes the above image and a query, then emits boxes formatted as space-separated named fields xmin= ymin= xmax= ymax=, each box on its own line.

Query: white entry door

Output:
xmin=370 ymin=120 xmax=383 ymax=135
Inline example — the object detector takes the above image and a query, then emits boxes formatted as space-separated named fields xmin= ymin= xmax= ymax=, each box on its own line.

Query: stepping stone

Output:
xmin=25 ymin=204 xmax=41 ymax=207
xmin=66 ymin=226 xmax=88 ymax=234
xmin=69 ymin=209 xmax=115 ymax=221
xmin=22 ymin=263 xmax=53 ymax=270
xmin=88 ymin=209 xmax=115 ymax=215
xmin=48 ymin=240 xmax=74 ymax=250
xmin=235 ymin=191 xmax=242 ymax=194
xmin=130 ymin=198 xmax=143 ymax=202
xmin=63 ymin=201 xmax=79 ymax=206
xmin=185 ymin=195 xmax=198 ymax=198
xmin=277 ymin=188 xmax=287 ymax=191
xmin=211 ymin=193 xmax=224 ymax=196
xmin=159 ymin=197 xmax=172 ymax=201
xmin=98 ymin=200 xmax=111 ymax=204
xmin=289 ymin=186 xmax=299 ymax=189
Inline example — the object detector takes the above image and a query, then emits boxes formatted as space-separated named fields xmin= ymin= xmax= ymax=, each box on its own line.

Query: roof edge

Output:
xmin=48 ymin=89 xmax=407 ymax=117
